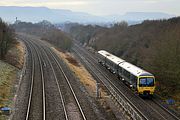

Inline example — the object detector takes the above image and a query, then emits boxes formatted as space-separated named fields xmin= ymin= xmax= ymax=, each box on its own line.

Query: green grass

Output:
xmin=0 ymin=60 xmax=18 ymax=118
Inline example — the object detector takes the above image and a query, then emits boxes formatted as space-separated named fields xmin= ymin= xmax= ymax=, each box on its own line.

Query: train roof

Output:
xmin=98 ymin=50 xmax=125 ymax=65
xmin=106 ymin=54 xmax=125 ymax=65
xmin=98 ymin=50 xmax=109 ymax=56
xmin=119 ymin=62 xmax=153 ymax=77
xmin=98 ymin=50 xmax=153 ymax=77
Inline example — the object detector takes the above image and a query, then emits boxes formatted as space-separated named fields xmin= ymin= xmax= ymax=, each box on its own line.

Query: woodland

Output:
xmin=68 ymin=17 xmax=180 ymax=99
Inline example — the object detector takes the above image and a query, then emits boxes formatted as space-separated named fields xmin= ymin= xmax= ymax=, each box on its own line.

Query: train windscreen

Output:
xmin=139 ymin=77 xmax=154 ymax=87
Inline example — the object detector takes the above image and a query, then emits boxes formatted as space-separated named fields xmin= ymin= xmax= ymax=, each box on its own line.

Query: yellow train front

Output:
xmin=137 ymin=75 xmax=155 ymax=96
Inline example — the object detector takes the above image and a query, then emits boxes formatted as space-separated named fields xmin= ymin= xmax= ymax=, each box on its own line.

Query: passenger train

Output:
xmin=97 ymin=50 xmax=155 ymax=96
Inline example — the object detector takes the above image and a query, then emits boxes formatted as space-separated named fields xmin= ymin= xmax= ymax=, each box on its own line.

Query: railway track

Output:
xmin=12 ymin=37 xmax=36 ymax=120
xmin=15 ymin=33 xmax=179 ymax=120
xmin=74 ymin=44 xmax=180 ymax=118
xmin=145 ymin=99 xmax=180 ymax=120
xmin=22 ymin=40 xmax=46 ymax=120
xmin=37 ymin=43 xmax=68 ymax=119
xmin=72 ymin=43 xmax=180 ymax=120
xmin=14 ymin=33 xmax=122 ymax=120
xmin=22 ymin=37 xmax=87 ymax=120
xmin=23 ymin=39 xmax=70 ymax=119
xmin=73 ymin=48 xmax=147 ymax=120
xmin=38 ymin=42 xmax=87 ymax=120
xmin=43 ymin=46 xmax=87 ymax=120
xmin=74 ymin=44 xmax=180 ymax=119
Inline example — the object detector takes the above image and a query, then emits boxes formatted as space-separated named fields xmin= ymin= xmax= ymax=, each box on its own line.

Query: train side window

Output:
xmin=118 ymin=67 xmax=122 ymax=73
xmin=130 ymin=74 xmax=137 ymax=85
xmin=124 ymin=69 xmax=130 ymax=79
xmin=106 ymin=58 xmax=109 ymax=64
xmin=108 ymin=59 xmax=111 ymax=65
xmin=110 ymin=61 xmax=113 ymax=67
xmin=122 ymin=68 xmax=125 ymax=75
xmin=115 ymin=64 xmax=119 ymax=70
xmin=104 ymin=57 xmax=107 ymax=63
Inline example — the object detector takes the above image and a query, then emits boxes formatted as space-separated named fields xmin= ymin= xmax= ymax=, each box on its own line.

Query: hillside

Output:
xmin=68 ymin=17 xmax=180 ymax=101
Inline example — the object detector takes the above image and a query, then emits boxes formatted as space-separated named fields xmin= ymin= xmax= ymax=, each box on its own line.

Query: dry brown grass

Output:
xmin=16 ymin=41 xmax=25 ymax=68
xmin=65 ymin=54 xmax=80 ymax=67
xmin=0 ymin=61 xmax=17 ymax=107
xmin=0 ymin=40 xmax=24 ymax=118
xmin=52 ymin=47 xmax=97 ymax=97
xmin=5 ymin=40 xmax=25 ymax=69
xmin=51 ymin=47 xmax=119 ymax=118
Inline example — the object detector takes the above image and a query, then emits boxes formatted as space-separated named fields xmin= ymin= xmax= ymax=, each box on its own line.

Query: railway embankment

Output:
xmin=52 ymin=47 xmax=128 ymax=119
xmin=0 ymin=40 xmax=25 ymax=119
xmin=66 ymin=17 xmax=180 ymax=114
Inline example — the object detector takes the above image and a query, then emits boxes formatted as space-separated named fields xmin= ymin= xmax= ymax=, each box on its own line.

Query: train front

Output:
xmin=137 ymin=75 xmax=155 ymax=96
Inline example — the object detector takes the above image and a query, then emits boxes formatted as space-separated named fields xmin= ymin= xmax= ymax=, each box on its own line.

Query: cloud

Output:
xmin=0 ymin=0 xmax=179 ymax=15
xmin=0 ymin=0 xmax=88 ymax=6
xmin=42 ymin=1 xmax=87 ymax=6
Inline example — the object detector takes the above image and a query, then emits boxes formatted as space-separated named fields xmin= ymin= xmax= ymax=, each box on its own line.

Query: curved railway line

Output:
xmin=84 ymin=45 xmax=180 ymax=119
xmin=13 ymin=33 xmax=179 ymax=120
xmin=35 ymin=40 xmax=87 ymax=120
xmin=14 ymin=35 xmax=89 ymax=120
xmin=38 ymin=42 xmax=69 ymax=120
xmin=44 ymin=46 xmax=87 ymax=120
xmin=23 ymin=40 xmax=46 ymax=120
xmin=72 ymin=43 xmax=180 ymax=120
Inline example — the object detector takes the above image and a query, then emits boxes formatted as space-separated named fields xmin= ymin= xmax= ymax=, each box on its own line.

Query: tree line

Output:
xmin=0 ymin=18 xmax=14 ymax=59
xmin=12 ymin=20 xmax=72 ymax=51
xmin=67 ymin=17 xmax=180 ymax=99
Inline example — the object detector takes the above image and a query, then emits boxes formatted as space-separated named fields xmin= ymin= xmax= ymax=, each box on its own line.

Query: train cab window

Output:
xmin=147 ymin=78 xmax=154 ymax=86
xmin=139 ymin=78 xmax=146 ymax=86
xmin=139 ymin=77 xmax=154 ymax=87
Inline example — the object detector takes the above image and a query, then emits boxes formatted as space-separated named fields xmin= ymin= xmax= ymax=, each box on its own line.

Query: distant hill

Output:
xmin=0 ymin=6 xmax=104 ymax=23
xmin=0 ymin=6 xmax=175 ymax=24
xmin=106 ymin=12 xmax=175 ymax=21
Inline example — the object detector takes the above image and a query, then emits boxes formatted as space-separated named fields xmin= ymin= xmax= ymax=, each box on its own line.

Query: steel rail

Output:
xmin=35 ymin=42 xmax=69 ymax=120
xmin=23 ymin=41 xmax=35 ymax=120
xmin=74 ymin=44 xmax=180 ymax=120
xmin=73 ymin=46 xmax=171 ymax=119
xmin=72 ymin=48 xmax=148 ymax=120
xmin=45 ymin=47 xmax=87 ymax=120
xmin=152 ymin=99 xmax=180 ymax=120
xmin=73 ymin=45 xmax=178 ymax=120
xmin=24 ymin=40 xmax=46 ymax=120
xmin=32 ymin=41 xmax=46 ymax=120
xmin=23 ymin=36 xmax=86 ymax=120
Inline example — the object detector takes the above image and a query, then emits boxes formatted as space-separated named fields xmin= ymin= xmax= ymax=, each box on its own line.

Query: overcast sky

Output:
xmin=0 ymin=0 xmax=179 ymax=16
